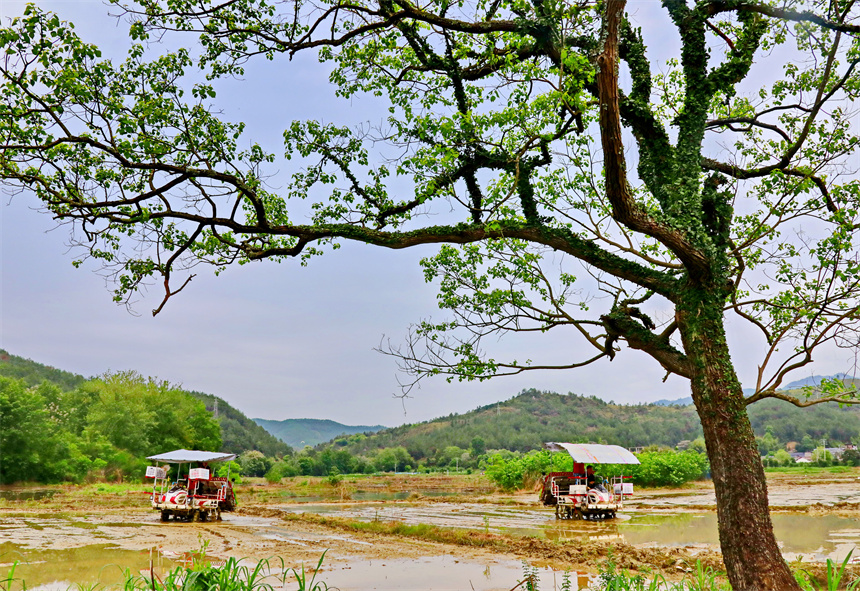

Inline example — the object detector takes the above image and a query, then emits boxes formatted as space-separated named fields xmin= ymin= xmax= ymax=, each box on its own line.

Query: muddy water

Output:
xmin=0 ymin=536 xmax=592 ymax=591
xmin=550 ymin=512 xmax=860 ymax=562
xmin=320 ymin=555 xmax=595 ymax=590
xmin=5 ymin=498 xmax=860 ymax=588
xmin=0 ymin=543 xmax=177 ymax=590
xmin=636 ymin=481 xmax=860 ymax=508
xmin=280 ymin=491 xmax=457 ymax=503
xmin=613 ymin=513 xmax=860 ymax=562
xmin=0 ymin=489 xmax=57 ymax=501
xmin=279 ymin=502 xmax=860 ymax=562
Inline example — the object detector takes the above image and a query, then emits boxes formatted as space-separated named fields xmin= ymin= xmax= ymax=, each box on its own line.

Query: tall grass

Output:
xmin=117 ymin=539 xmax=333 ymax=591
xmin=795 ymin=550 xmax=860 ymax=591
xmin=0 ymin=562 xmax=18 ymax=591
xmin=582 ymin=554 xmax=860 ymax=591
xmin=581 ymin=557 xmax=729 ymax=591
xmin=1 ymin=542 xmax=333 ymax=591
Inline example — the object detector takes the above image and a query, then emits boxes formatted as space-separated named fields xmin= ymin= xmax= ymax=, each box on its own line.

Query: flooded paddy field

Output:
xmin=277 ymin=501 xmax=860 ymax=562
xmin=2 ymin=472 xmax=860 ymax=589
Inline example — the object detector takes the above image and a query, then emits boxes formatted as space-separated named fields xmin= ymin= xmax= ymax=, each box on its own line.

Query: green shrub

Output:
xmin=486 ymin=448 xmax=708 ymax=490
xmin=485 ymin=450 xmax=572 ymax=490
xmin=633 ymin=450 xmax=709 ymax=487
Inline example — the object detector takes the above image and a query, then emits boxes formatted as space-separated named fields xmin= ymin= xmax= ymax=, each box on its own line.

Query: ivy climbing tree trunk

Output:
xmin=679 ymin=297 xmax=800 ymax=590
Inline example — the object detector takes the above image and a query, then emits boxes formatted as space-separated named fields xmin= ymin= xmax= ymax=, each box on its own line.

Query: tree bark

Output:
xmin=678 ymin=301 xmax=800 ymax=591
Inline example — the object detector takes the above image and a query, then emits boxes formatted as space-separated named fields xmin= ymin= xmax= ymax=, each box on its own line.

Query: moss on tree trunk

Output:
xmin=679 ymin=296 xmax=800 ymax=591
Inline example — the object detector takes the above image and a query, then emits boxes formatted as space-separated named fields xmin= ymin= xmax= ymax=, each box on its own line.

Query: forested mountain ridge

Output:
xmin=337 ymin=388 xmax=860 ymax=460
xmin=340 ymin=390 xmax=704 ymax=459
xmin=0 ymin=349 xmax=87 ymax=390
xmin=253 ymin=418 xmax=386 ymax=448
xmin=0 ymin=350 xmax=290 ymax=457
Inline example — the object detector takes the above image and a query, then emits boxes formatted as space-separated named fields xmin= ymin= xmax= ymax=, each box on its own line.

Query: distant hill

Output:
xmin=339 ymin=387 xmax=860 ymax=460
xmin=0 ymin=349 xmax=290 ymax=458
xmin=253 ymin=418 xmax=387 ymax=448
xmin=781 ymin=374 xmax=857 ymax=390
xmin=652 ymin=374 xmax=859 ymax=406
xmin=0 ymin=350 xmax=87 ymax=390
xmin=652 ymin=396 xmax=693 ymax=406
xmin=190 ymin=392 xmax=293 ymax=457
xmin=342 ymin=389 xmax=705 ymax=460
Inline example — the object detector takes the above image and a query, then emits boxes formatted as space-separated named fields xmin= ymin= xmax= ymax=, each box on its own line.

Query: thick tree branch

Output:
xmin=601 ymin=306 xmax=694 ymax=378
xmin=596 ymin=0 xmax=710 ymax=281
xmin=705 ymin=0 xmax=860 ymax=35
xmin=745 ymin=389 xmax=860 ymax=407
xmin=702 ymin=157 xmax=837 ymax=211
xmin=243 ymin=221 xmax=679 ymax=297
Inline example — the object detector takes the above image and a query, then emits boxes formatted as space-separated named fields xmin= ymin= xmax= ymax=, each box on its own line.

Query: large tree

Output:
xmin=2 ymin=0 xmax=860 ymax=587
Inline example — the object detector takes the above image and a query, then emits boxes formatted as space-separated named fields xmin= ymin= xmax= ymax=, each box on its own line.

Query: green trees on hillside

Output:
xmin=80 ymin=372 xmax=222 ymax=456
xmin=341 ymin=390 xmax=706 ymax=459
xmin=748 ymin=399 xmax=860 ymax=448
xmin=0 ymin=372 xmax=222 ymax=484
xmin=0 ymin=378 xmax=83 ymax=483
xmin=0 ymin=350 xmax=87 ymax=390
xmin=0 ymin=350 xmax=292 ymax=484
xmin=332 ymin=389 xmax=860 ymax=462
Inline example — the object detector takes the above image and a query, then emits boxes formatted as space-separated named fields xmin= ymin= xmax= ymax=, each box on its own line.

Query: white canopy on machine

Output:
xmin=147 ymin=449 xmax=237 ymax=464
xmin=543 ymin=442 xmax=640 ymax=464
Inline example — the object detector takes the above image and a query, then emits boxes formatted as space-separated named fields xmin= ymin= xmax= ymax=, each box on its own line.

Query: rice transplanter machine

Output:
xmin=538 ymin=442 xmax=639 ymax=520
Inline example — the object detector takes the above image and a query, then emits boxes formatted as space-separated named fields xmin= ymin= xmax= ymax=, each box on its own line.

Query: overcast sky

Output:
xmin=1 ymin=0 xmax=855 ymax=428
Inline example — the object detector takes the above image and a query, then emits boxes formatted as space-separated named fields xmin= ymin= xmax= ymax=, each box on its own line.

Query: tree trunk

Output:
xmin=678 ymin=304 xmax=800 ymax=591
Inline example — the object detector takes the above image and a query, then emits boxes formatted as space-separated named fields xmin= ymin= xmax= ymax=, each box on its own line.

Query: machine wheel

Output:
xmin=192 ymin=510 xmax=202 ymax=522
xmin=160 ymin=510 xmax=170 ymax=522
xmin=572 ymin=509 xmax=582 ymax=520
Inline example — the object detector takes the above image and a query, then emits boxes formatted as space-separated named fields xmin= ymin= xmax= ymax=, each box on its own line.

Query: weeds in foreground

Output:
xmin=122 ymin=539 xmax=335 ymax=591
xmin=796 ymin=550 xmax=860 ymax=591
xmin=680 ymin=560 xmax=730 ymax=591
xmin=591 ymin=555 xmax=672 ymax=591
xmin=291 ymin=551 xmax=333 ymax=591
xmin=1 ymin=539 xmax=335 ymax=591
xmin=0 ymin=561 xmax=18 ymax=591
xmin=121 ymin=554 xmax=332 ymax=591
xmin=516 ymin=557 xmax=727 ymax=591
xmin=575 ymin=554 xmax=860 ymax=591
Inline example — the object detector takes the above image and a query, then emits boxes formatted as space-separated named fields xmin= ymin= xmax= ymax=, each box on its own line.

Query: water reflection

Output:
xmin=544 ymin=512 xmax=860 ymax=562
xmin=0 ymin=489 xmax=57 ymax=501
xmin=280 ymin=501 xmax=860 ymax=563
xmin=0 ymin=543 xmax=176 ymax=589
xmin=320 ymin=555 xmax=594 ymax=591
